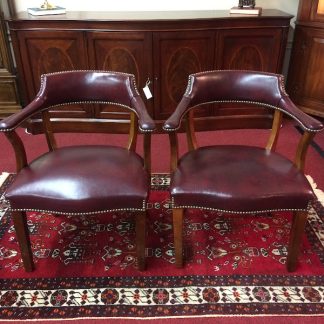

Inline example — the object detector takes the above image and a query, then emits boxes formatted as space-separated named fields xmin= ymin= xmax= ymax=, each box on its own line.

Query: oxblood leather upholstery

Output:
xmin=164 ymin=71 xmax=322 ymax=132
xmin=1 ymin=71 xmax=155 ymax=132
xmin=172 ymin=145 xmax=313 ymax=212
xmin=163 ymin=70 xmax=323 ymax=271
xmin=0 ymin=70 xmax=155 ymax=272
xmin=6 ymin=146 xmax=149 ymax=214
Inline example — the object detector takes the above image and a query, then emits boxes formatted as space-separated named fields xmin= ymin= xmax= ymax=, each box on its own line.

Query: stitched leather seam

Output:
xmin=186 ymin=70 xmax=287 ymax=96
xmin=42 ymin=70 xmax=140 ymax=95
xmin=171 ymin=198 xmax=310 ymax=214
xmin=6 ymin=199 xmax=147 ymax=216
xmin=0 ymin=101 xmax=154 ymax=133
xmin=162 ymin=100 xmax=321 ymax=133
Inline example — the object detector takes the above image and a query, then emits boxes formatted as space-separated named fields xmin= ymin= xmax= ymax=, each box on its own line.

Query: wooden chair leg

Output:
xmin=135 ymin=211 xmax=146 ymax=271
xmin=12 ymin=210 xmax=34 ymax=272
xmin=173 ymin=208 xmax=184 ymax=268
xmin=287 ymin=210 xmax=308 ymax=272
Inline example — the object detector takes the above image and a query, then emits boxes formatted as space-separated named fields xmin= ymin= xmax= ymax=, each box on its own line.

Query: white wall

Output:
xmin=14 ymin=0 xmax=299 ymax=17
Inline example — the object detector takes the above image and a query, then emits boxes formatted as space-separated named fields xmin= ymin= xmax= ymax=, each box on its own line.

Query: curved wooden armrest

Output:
xmin=131 ymin=96 xmax=156 ymax=133
xmin=0 ymin=97 xmax=45 ymax=131
xmin=279 ymin=97 xmax=324 ymax=132
xmin=4 ymin=130 xmax=28 ymax=172
xmin=295 ymin=130 xmax=316 ymax=172
xmin=163 ymin=97 xmax=192 ymax=131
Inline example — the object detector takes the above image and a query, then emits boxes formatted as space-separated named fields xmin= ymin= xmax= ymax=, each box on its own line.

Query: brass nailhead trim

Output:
xmin=0 ymin=69 xmax=149 ymax=132
xmin=170 ymin=197 xmax=309 ymax=214
xmin=6 ymin=199 xmax=147 ymax=216
xmin=0 ymin=99 xmax=154 ymax=133
xmin=164 ymin=70 xmax=314 ymax=133
xmin=162 ymin=100 xmax=321 ymax=133
xmin=40 ymin=70 xmax=140 ymax=96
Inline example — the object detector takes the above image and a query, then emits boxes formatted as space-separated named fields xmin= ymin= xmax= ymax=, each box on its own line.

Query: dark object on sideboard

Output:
xmin=239 ymin=0 xmax=256 ymax=8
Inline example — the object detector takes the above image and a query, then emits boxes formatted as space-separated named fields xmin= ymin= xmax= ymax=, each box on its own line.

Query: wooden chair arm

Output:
xmin=4 ymin=130 xmax=27 ymax=172
xmin=0 ymin=98 xmax=45 ymax=131
xmin=294 ymin=131 xmax=316 ymax=172
xmin=163 ymin=96 xmax=192 ymax=132
xmin=185 ymin=110 xmax=198 ymax=151
xmin=279 ymin=97 xmax=323 ymax=132
xmin=277 ymin=97 xmax=322 ymax=172
xmin=131 ymin=96 xmax=156 ymax=133
xmin=266 ymin=110 xmax=283 ymax=151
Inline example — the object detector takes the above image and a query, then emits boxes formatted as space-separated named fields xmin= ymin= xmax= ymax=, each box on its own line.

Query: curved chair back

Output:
xmin=0 ymin=70 xmax=155 ymax=272
xmin=163 ymin=70 xmax=323 ymax=271
xmin=164 ymin=70 xmax=323 ymax=172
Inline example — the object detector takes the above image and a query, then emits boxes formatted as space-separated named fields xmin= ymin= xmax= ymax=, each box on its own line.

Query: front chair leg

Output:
xmin=135 ymin=211 xmax=146 ymax=271
xmin=173 ymin=208 xmax=184 ymax=268
xmin=287 ymin=210 xmax=308 ymax=272
xmin=12 ymin=210 xmax=34 ymax=272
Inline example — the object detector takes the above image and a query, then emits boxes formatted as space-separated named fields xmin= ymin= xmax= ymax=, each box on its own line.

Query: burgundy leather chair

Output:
xmin=0 ymin=70 xmax=155 ymax=272
xmin=163 ymin=70 xmax=323 ymax=272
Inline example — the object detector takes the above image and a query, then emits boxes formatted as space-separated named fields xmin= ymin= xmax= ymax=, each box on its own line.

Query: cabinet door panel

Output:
xmin=287 ymin=27 xmax=324 ymax=116
xmin=17 ymin=31 xmax=87 ymax=109
xmin=0 ymin=12 xmax=21 ymax=117
xmin=153 ymin=31 xmax=214 ymax=120
xmin=303 ymin=32 xmax=324 ymax=102
xmin=214 ymin=28 xmax=282 ymax=122
xmin=87 ymin=32 xmax=153 ymax=119
xmin=216 ymin=28 xmax=282 ymax=72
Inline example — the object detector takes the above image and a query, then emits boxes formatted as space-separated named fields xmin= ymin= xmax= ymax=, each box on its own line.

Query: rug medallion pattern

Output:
xmin=0 ymin=174 xmax=323 ymax=319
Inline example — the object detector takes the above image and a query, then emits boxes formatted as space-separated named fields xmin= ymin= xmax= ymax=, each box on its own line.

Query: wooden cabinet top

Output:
xmin=8 ymin=9 xmax=293 ymax=30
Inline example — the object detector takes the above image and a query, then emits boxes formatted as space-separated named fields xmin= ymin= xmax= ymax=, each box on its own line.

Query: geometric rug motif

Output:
xmin=0 ymin=174 xmax=323 ymax=319
xmin=0 ymin=276 xmax=323 ymax=318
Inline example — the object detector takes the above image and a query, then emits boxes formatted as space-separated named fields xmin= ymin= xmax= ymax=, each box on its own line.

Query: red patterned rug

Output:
xmin=0 ymin=174 xmax=323 ymax=320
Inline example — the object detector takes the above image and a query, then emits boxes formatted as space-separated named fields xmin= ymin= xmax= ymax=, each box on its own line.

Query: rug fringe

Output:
xmin=307 ymin=175 xmax=324 ymax=207
xmin=0 ymin=172 xmax=9 ymax=188
xmin=1 ymin=314 xmax=324 ymax=321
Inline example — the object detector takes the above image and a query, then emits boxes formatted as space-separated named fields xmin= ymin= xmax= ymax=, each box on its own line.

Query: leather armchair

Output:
xmin=163 ymin=70 xmax=323 ymax=272
xmin=0 ymin=70 xmax=155 ymax=272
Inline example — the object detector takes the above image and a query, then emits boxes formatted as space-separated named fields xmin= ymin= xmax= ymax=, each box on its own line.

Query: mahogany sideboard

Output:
xmin=7 ymin=10 xmax=293 ymax=132
xmin=287 ymin=0 xmax=324 ymax=118
xmin=0 ymin=2 xmax=20 ymax=118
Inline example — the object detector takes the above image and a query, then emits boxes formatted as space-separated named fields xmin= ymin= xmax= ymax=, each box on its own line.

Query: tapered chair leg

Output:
xmin=12 ymin=210 xmax=34 ymax=272
xmin=287 ymin=210 xmax=308 ymax=272
xmin=135 ymin=211 xmax=146 ymax=271
xmin=173 ymin=208 xmax=184 ymax=268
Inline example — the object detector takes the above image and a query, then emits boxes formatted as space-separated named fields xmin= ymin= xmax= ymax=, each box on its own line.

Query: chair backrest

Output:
xmin=186 ymin=70 xmax=284 ymax=108
xmin=19 ymin=70 xmax=151 ymax=149
xmin=163 ymin=70 xmax=323 ymax=172
xmin=0 ymin=70 xmax=155 ymax=172
xmin=38 ymin=70 xmax=139 ymax=108
xmin=25 ymin=70 xmax=144 ymax=135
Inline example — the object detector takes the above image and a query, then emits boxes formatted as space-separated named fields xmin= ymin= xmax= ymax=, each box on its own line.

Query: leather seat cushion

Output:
xmin=171 ymin=145 xmax=314 ymax=212
xmin=5 ymin=145 xmax=149 ymax=213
